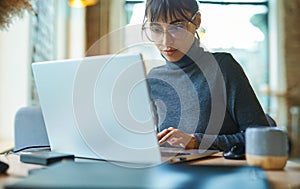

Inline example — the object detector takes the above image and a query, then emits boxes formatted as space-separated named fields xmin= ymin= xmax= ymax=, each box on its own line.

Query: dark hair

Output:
xmin=144 ymin=0 xmax=199 ymax=22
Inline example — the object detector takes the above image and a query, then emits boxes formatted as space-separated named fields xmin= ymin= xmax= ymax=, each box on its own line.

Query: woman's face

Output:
xmin=145 ymin=12 xmax=200 ymax=62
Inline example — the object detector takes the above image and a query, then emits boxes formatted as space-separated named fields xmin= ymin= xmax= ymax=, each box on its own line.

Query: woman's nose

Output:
xmin=161 ymin=30 xmax=174 ymax=47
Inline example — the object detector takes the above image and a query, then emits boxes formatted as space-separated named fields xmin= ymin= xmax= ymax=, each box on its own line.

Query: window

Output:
xmin=125 ymin=0 xmax=270 ymax=112
xmin=30 ymin=0 xmax=56 ymax=105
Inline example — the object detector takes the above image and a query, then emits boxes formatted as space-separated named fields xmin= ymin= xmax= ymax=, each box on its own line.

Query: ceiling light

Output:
xmin=68 ymin=0 xmax=98 ymax=8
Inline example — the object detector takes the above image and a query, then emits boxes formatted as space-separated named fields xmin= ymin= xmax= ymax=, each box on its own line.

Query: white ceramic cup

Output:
xmin=245 ymin=127 xmax=289 ymax=170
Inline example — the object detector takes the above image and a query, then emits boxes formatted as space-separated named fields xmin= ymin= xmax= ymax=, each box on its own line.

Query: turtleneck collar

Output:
xmin=164 ymin=39 xmax=202 ymax=69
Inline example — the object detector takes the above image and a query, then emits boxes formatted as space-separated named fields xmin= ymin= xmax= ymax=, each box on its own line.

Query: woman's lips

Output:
xmin=163 ymin=49 xmax=177 ymax=56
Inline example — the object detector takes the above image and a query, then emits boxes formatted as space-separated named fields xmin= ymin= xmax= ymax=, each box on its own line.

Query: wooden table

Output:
xmin=190 ymin=153 xmax=300 ymax=189
xmin=1 ymin=153 xmax=300 ymax=189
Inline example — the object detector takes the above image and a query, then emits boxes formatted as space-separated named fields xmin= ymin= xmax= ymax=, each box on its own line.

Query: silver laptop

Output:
xmin=32 ymin=53 xmax=217 ymax=164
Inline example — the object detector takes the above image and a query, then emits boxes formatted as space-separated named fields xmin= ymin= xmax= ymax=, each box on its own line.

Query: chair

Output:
xmin=14 ymin=106 xmax=50 ymax=152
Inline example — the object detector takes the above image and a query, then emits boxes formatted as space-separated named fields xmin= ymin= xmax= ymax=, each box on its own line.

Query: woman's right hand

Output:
xmin=157 ymin=127 xmax=199 ymax=149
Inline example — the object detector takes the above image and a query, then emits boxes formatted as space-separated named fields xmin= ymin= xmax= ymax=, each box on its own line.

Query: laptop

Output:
xmin=32 ymin=53 xmax=217 ymax=164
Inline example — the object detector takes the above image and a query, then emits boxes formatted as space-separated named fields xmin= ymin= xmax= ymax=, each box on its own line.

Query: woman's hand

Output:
xmin=157 ymin=127 xmax=199 ymax=149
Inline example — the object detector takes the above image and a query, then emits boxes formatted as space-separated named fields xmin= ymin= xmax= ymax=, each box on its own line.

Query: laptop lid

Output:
xmin=32 ymin=53 xmax=161 ymax=164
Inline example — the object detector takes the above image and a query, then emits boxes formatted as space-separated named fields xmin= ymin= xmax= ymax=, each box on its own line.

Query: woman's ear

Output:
xmin=195 ymin=12 xmax=201 ymax=29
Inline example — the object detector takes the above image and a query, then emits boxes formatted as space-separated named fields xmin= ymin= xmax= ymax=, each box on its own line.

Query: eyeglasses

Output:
xmin=142 ymin=14 xmax=198 ymax=42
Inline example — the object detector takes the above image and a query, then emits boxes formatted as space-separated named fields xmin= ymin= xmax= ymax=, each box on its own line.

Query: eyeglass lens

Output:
xmin=144 ymin=23 xmax=188 ymax=42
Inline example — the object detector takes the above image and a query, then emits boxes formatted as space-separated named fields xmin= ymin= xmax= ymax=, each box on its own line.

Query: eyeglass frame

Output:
xmin=141 ymin=13 xmax=200 ymax=42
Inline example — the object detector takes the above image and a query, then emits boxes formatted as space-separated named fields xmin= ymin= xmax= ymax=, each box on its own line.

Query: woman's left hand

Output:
xmin=157 ymin=127 xmax=199 ymax=149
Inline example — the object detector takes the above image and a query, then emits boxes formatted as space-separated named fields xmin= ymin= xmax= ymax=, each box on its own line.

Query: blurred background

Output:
xmin=0 ymin=0 xmax=299 ymax=157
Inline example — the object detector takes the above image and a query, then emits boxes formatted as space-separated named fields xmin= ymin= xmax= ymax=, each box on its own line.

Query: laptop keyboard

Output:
xmin=160 ymin=151 xmax=191 ymax=157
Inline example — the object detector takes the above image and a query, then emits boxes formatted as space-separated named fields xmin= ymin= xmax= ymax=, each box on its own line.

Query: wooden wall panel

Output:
xmin=85 ymin=0 xmax=111 ymax=56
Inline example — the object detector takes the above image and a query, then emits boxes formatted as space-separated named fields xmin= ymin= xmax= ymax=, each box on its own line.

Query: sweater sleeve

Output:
xmin=195 ymin=53 xmax=270 ymax=151
xmin=194 ymin=132 xmax=245 ymax=151
xmin=220 ymin=53 xmax=269 ymax=129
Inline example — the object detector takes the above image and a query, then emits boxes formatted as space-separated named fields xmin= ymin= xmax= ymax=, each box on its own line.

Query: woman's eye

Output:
xmin=170 ymin=25 xmax=185 ymax=32
xmin=150 ymin=27 xmax=163 ymax=33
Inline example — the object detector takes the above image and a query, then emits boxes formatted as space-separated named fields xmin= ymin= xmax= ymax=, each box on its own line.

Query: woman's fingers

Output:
xmin=159 ymin=129 xmax=176 ymax=144
xmin=157 ymin=127 xmax=175 ymax=140
xmin=157 ymin=128 xmax=199 ymax=149
xmin=157 ymin=128 xmax=171 ymax=140
xmin=158 ymin=128 xmax=190 ymax=146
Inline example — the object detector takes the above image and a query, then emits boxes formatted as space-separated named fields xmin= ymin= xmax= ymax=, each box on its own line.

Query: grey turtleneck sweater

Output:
xmin=147 ymin=41 xmax=269 ymax=151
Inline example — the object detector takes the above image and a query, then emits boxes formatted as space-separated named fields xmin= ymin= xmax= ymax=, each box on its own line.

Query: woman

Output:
xmin=142 ymin=0 xmax=270 ymax=151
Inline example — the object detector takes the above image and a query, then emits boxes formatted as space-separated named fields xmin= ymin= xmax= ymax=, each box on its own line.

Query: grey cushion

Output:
xmin=14 ymin=106 xmax=50 ymax=152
